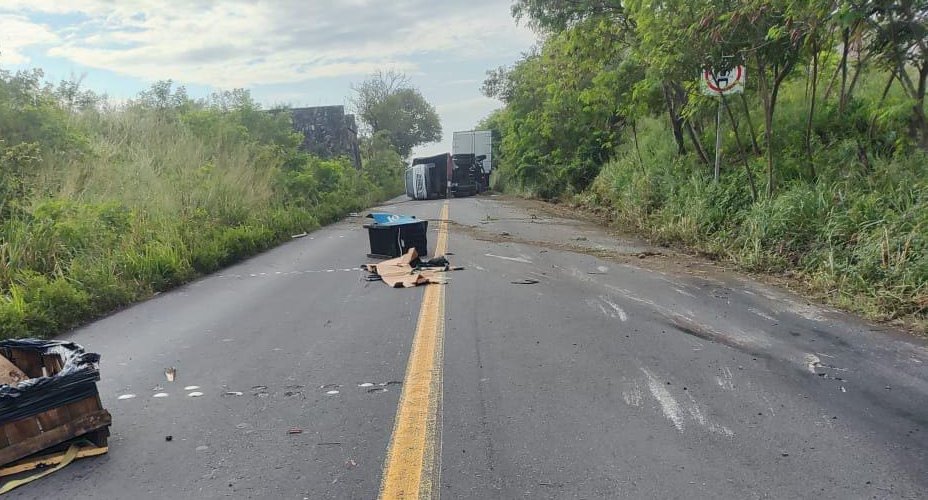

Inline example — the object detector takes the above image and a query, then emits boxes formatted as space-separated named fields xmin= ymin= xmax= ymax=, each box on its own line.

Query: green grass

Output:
xmin=577 ymin=71 xmax=928 ymax=331
xmin=0 ymin=75 xmax=404 ymax=339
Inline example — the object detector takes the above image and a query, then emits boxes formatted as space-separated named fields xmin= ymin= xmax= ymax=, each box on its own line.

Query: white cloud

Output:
xmin=0 ymin=15 xmax=57 ymax=65
xmin=1 ymin=1 xmax=535 ymax=86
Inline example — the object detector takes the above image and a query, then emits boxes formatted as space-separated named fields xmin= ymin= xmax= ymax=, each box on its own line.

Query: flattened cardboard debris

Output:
xmin=362 ymin=248 xmax=450 ymax=288
xmin=0 ymin=355 xmax=27 ymax=386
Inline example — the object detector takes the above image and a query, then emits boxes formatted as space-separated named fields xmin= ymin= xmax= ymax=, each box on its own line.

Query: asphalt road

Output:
xmin=9 ymin=195 xmax=928 ymax=499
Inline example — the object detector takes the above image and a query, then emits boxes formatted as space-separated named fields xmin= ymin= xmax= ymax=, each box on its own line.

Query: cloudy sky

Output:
xmin=0 ymin=0 xmax=537 ymax=156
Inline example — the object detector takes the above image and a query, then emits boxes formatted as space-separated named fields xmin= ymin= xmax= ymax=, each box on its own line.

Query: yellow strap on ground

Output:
xmin=379 ymin=201 xmax=449 ymax=499
xmin=0 ymin=444 xmax=80 ymax=495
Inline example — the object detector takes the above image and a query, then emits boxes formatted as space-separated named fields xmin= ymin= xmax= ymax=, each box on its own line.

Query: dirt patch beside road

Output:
xmin=477 ymin=194 xmax=926 ymax=336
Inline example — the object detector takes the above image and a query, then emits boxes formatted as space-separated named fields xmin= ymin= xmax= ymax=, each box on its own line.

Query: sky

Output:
xmin=0 ymin=0 xmax=537 ymax=157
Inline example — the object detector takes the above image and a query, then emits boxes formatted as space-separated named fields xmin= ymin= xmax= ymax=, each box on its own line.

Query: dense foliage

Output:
xmin=0 ymin=72 xmax=405 ymax=338
xmin=351 ymin=70 xmax=442 ymax=158
xmin=484 ymin=0 xmax=927 ymax=328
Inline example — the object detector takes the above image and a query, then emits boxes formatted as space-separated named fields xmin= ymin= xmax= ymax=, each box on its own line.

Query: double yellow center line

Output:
xmin=379 ymin=201 xmax=449 ymax=499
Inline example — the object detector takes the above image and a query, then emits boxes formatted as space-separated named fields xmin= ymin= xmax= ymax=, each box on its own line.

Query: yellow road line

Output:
xmin=379 ymin=201 xmax=449 ymax=499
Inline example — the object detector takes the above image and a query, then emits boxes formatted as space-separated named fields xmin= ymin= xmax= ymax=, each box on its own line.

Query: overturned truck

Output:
xmin=405 ymin=154 xmax=450 ymax=200
xmin=405 ymin=152 xmax=481 ymax=200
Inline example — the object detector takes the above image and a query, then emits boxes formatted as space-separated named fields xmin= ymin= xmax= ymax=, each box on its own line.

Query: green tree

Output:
xmin=351 ymin=71 xmax=442 ymax=158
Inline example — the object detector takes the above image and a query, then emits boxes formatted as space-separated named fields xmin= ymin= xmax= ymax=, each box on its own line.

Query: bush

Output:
xmin=0 ymin=75 xmax=402 ymax=339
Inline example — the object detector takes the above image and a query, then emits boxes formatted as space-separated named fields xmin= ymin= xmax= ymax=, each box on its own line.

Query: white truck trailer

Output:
xmin=452 ymin=130 xmax=492 ymax=191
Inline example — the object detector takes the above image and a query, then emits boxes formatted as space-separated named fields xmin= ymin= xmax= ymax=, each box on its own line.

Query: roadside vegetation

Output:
xmin=0 ymin=70 xmax=410 ymax=338
xmin=482 ymin=1 xmax=927 ymax=330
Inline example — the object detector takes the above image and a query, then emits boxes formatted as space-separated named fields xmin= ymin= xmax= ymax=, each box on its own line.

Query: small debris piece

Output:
xmin=117 ymin=394 xmax=136 ymax=400
xmin=152 ymin=393 xmax=169 ymax=398
xmin=511 ymin=279 xmax=540 ymax=285
xmin=637 ymin=251 xmax=663 ymax=259
xmin=196 ymin=446 xmax=208 ymax=452
xmin=317 ymin=442 xmax=342 ymax=446
xmin=184 ymin=385 xmax=200 ymax=391
xmin=349 ymin=212 xmax=361 ymax=217
xmin=358 ymin=383 xmax=374 ymax=387
xmin=368 ymin=387 xmax=388 ymax=394
xmin=326 ymin=390 xmax=340 ymax=395
xmin=291 ymin=232 xmax=308 ymax=239
xmin=187 ymin=391 xmax=204 ymax=397
xmin=500 ymin=232 xmax=511 ymax=236
xmin=165 ymin=367 xmax=176 ymax=382
xmin=345 ymin=459 xmax=357 ymax=469
xmin=223 ymin=391 xmax=244 ymax=397
xmin=165 ymin=436 xmax=173 ymax=442
xmin=287 ymin=428 xmax=303 ymax=435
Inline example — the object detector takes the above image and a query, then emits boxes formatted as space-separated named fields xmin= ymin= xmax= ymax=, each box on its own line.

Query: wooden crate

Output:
xmin=0 ymin=347 xmax=111 ymax=467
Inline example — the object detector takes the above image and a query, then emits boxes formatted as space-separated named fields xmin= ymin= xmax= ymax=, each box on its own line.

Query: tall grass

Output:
xmin=584 ymin=71 xmax=927 ymax=329
xmin=0 ymin=74 xmax=401 ymax=338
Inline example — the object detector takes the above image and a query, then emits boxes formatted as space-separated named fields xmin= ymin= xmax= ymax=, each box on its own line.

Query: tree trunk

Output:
xmin=686 ymin=120 xmax=711 ymax=166
xmin=722 ymin=95 xmax=758 ymax=202
xmin=662 ymin=83 xmax=687 ymax=154
xmin=845 ymin=50 xmax=869 ymax=105
xmin=868 ymin=72 xmax=896 ymax=141
xmin=915 ymin=63 xmax=928 ymax=149
xmin=755 ymin=56 xmax=775 ymax=197
xmin=838 ymin=28 xmax=850 ymax=113
xmin=805 ymin=44 xmax=819 ymax=180
xmin=632 ymin=120 xmax=645 ymax=171
xmin=739 ymin=93 xmax=761 ymax=154
xmin=821 ymin=25 xmax=841 ymax=101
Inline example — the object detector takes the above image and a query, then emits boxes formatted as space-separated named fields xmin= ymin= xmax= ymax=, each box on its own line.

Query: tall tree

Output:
xmin=865 ymin=0 xmax=928 ymax=147
xmin=351 ymin=71 xmax=441 ymax=158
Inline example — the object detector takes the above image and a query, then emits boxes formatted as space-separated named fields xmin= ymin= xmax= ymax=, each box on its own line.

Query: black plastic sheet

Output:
xmin=0 ymin=340 xmax=101 ymax=425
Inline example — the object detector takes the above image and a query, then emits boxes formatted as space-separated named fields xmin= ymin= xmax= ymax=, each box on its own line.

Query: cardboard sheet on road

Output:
xmin=362 ymin=249 xmax=447 ymax=288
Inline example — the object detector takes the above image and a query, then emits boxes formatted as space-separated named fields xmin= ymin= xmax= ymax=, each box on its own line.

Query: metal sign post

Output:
xmin=714 ymin=101 xmax=722 ymax=182
xmin=702 ymin=65 xmax=746 ymax=183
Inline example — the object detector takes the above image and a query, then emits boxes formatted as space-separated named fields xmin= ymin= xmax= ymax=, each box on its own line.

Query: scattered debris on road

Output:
xmin=287 ymin=428 xmax=303 ymax=435
xmin=362 ymin=248 xmax=460 ymax=288
xmin=291 ymin=232 xmax=308 ymax=239
xmin=165 ymin=367 xmax=176 ymax=382
xmin=511 ymin=278 xmax=540 ymax=285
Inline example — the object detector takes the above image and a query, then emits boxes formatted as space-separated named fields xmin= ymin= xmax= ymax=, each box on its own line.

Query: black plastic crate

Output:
xmin=365 ymin=220 xmax=429 ymax=258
